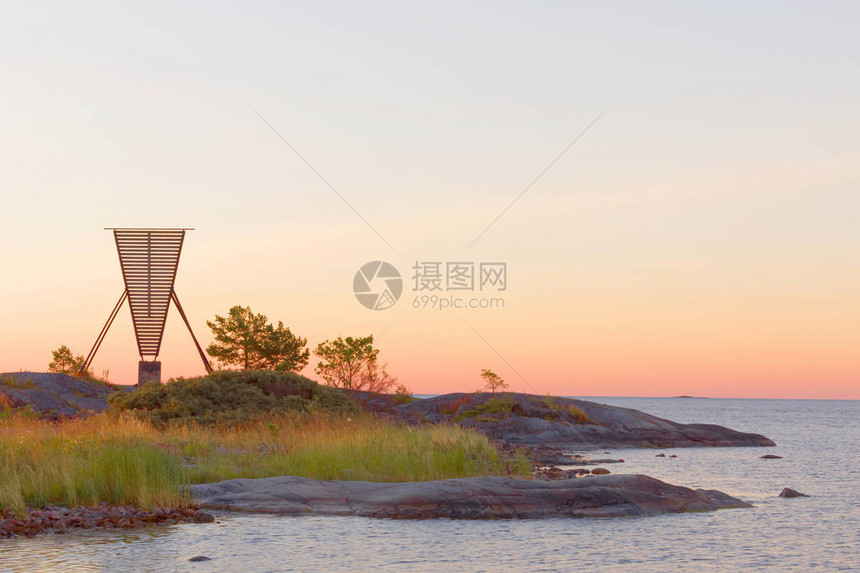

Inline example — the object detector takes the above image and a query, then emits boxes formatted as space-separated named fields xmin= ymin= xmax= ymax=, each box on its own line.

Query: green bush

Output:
xmin=109 ymin=370 xmax=359 ymax=425
xmin=454 ymin=396 xmax=515 ymax=422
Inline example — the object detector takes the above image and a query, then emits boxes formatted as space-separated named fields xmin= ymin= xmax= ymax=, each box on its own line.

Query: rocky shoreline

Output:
xmin=0 ymin=504 xmax=215 ymax=539
xmin=358 ymin=391 xmax=776 ymax=450
xmin=190 ymin=474 xmax=751 ymax=519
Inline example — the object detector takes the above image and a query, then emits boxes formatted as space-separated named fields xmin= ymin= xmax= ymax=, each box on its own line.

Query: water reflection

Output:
xmin=1 ymin=526 xmax=179 ymax=572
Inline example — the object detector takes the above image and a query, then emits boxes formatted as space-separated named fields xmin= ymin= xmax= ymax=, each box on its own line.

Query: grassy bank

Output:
xmin=0 ymin=411 xmax=530 ymax=516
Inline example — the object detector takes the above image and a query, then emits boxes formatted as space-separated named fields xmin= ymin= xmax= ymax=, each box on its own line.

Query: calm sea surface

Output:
xmin=1 ymin=398 xmax=858 ymax=572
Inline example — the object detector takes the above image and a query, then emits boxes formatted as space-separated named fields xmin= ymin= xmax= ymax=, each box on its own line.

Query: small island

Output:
xmin=1 ymin=367 xmax=772 ymax=536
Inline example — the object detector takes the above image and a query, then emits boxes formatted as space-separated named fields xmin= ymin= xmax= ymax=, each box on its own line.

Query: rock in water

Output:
xmin=760 ymin=454 xmax=783 ymax=459
xmin=191 ymin=474 xmax=751 ymax=519
xmin=189 ymin=556 xmax=212 ymax=562
xmin=779 ymin=488 xmax=809 ymax=498
xmin=590 ymin=467 xmax=611 ymax=475
xmin=192 ymin=510 xmax=215 ymax=523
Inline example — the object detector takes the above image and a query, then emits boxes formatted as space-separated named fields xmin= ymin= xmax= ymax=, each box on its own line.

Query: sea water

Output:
xmin=1 ymin=398 xmax=857 ymax=572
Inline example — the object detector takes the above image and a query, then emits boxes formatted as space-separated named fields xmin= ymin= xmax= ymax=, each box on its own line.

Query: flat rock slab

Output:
xmin=191 ymin=474 xmax=751 ymax=519
xmin=0 ymin=372 xmax=117 ymax=418
xmin=362 ymin=392 xmax=776 ymax=449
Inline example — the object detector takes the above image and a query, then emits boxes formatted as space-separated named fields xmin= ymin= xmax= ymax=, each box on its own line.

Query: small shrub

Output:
xmin=479 ymin=397 xmax=515 ymax=415
xmin=567 ymin=404 xmax=590 ymax=424
xmin=455 ymin=397 xmax=515 ymax=422
xmin=393 ymin=384 xmax=416 ymax=405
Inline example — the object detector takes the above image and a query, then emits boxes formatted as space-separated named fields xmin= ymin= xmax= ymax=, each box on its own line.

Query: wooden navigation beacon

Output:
xmin=79 ymin=228 xmax=212 ymax=385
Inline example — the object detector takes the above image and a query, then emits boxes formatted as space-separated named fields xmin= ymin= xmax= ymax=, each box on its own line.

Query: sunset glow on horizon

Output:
xmin=1 ymin=3 xmax=858 ymax=400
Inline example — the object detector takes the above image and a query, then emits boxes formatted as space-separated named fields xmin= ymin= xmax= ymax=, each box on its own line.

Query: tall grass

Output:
xmin=170 ymin=415 xmax=525 ymax=484
xmin=0 ymin=411 xmax=529 ymax=516
xmin=0 ymin=415 xmax=184 ymax=516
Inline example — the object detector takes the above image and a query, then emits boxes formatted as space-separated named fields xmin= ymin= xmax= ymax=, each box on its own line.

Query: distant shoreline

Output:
xmin=414 ymin=394 xmax=859 ymax=401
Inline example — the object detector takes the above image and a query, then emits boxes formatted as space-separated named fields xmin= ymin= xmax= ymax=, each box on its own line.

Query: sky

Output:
xmin=1 ymin=1 xmax=858 ymax=399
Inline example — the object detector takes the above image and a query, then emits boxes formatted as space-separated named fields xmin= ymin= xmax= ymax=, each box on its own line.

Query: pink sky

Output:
xmin=1 ymin=4 xmax=858 ymax=400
